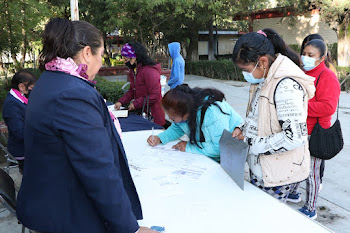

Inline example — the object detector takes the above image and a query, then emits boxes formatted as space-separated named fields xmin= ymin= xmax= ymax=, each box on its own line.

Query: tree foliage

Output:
xmin=277 ymin=0 xmax=350 ymax=66
xmin=106 ymin=0 xmax=268 ymax=61
xmin=0 ymin=0 xmax=51 ymax=70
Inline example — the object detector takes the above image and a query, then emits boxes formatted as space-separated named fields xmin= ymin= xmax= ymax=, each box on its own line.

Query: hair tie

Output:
xmin=177 ymin=84 xmax=190 ymax=93
xmin=257 ymin=30 xmax=267 ymax=37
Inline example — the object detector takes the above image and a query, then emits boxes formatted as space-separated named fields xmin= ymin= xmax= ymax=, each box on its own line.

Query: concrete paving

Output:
xmin=1 ymin=74 xmax=349 ymax=233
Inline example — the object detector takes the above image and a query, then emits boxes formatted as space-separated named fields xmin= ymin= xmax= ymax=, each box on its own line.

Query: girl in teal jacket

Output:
xmin=147 ymin=84 xmax=243 ymax=161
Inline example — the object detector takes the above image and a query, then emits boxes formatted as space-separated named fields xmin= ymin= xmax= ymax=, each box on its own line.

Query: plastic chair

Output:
xmin=121 ymin=82 xmax=130 ymax=94
xmin=0 ymin=141 xmax=19 ymax=174
xmin=0 ymin=169 xmax=33 ymax=233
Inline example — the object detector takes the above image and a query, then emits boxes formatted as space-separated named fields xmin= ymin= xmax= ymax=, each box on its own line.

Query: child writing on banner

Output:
xmin=147 ymin=84 xmax=243 ymax=162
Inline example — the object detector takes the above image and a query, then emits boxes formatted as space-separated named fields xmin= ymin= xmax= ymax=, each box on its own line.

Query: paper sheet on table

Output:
xmin=219 ymin=129 xmax=248 ymax=190
xmin=107 ymin=105 xmax=128 ymax=117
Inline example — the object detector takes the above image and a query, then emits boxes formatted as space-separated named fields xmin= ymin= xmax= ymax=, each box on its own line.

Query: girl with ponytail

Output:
xmin=17 ymin=18 xmax=156 ymax=233
xmin=147 ymin=84 xmax=243 ymax=161
xmin=231 ymin=28 xmax=316 ymax=201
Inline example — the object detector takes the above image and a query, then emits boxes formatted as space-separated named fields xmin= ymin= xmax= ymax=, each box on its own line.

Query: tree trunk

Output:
xmin=20 ymin=34 xmax=27 ymax=67
xmin=337 ymin=36 xmax=350 ymax=66
xmin=186 ymin=31 xmax=199 ymax=62
xmin=337 ymin=14 xmax=350 ymax=67
xmin=0 ymin=57 xmax=4 ymax=74
xmin=20 ymin=0 xmax=26 ymax=67
xmin=208 ymin=18 xmax=214 ymax=61
xmin=4 ymin=0 xmax=19 ymax=66
xmin=150 ymin=26 xmax=157 ymax=58
xmin=103 ymin=33 xmax=111 ymax=67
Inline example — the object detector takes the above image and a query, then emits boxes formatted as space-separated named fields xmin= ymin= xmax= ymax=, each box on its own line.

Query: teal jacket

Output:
xmin=158 ymin=100 xmax=243 ymax=161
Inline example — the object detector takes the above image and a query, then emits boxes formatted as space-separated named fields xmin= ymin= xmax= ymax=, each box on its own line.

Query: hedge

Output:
xmin=185 ymin=60 xmax=244 ymax=81
xmin=0 ymin=73 xmax=125 ymax=121
xmin=102 ymin=58 xmax=125 ymax=67
xmin=337 ymin=66 xmax=350 ymax=91
xmin=94 ymin=76 xmax=127 ymax=103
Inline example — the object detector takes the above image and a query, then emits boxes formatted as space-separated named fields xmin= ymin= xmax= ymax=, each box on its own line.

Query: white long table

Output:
xmin=123 ymin=130 xmax=332 ymax=233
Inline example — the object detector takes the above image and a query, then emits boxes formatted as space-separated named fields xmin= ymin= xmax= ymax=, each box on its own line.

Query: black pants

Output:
xmin=320 ymin=160 xmax=325 ymax=183
xmin=17 ymin=159 xmax=24 ymax=174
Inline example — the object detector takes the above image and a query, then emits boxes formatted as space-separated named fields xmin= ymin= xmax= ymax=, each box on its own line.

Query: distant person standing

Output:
xmin=115 ymin=42 xmax=166 ymax=126
xmin=168 ymin=42 xmax=185 ymax=89
xmin=287 ymin=38 xmax=340 ymax=220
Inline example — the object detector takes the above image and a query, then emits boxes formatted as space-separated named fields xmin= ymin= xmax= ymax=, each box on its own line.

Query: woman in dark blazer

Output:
xmin=16 ymin=18 xmax=156 ymax=233
xmin=2 ymin=70 xmax=37 ymax=173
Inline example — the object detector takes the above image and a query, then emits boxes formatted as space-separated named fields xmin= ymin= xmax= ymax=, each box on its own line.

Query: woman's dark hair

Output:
xmin=232 ymin=28 xmax=301 ymax=67
xmin=128 ymin=42 xmax=156 ymax=66
xmin=300 ymin=34 xmax=333 ymax=68
xmin=40 ymin=18 xmax=103 ymax=67
xmin=11 ymin=69 xmax=37 ymax=90
xmin=162 ymin=84 xmax=228 ymax=148
xmin=304 ymin=39 xmax=327 ymax=57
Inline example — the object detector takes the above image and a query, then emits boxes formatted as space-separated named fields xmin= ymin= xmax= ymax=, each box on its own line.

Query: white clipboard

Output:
xmin=107 ymin=105 xmax=128 ymax=118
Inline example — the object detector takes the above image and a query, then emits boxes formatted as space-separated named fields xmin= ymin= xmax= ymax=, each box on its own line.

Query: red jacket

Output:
xmin=306 ymin=62 xmax=340 ymax=135
xmin=118 ymin=63 xmax=165 ymax=126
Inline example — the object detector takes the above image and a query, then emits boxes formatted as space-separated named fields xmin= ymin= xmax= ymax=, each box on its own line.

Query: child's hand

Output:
xmin=232 ymin=128 xmax=244 ymax=140
xmin=147 ymin=135 xmax=161 ymax=146
xmin=172 ymin=141 xmax=187 ymax=152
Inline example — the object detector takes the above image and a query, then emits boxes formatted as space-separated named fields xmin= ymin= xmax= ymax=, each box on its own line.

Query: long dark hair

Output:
xmin=162 ymin=84 xmax=228 ymax=148
xmin=128 ymin=42 xmax=156 ymax=66
xmin=232 ymin=28 xmax=301 ymax=67
xmin=300 ymin=34 xmax=333 ymax=68
xmin=40 ymin=18 xmax=103 ymax=69
xmin=11 ymin=69 xmax=37 ymax=90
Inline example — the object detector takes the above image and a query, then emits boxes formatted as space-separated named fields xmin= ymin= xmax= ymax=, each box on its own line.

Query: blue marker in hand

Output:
xmin=150 ymin=226 xmax=165 ymax=232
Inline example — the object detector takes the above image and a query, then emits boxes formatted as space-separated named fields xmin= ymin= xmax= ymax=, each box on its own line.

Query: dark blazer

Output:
xmin=17 ymin=71 xmax=142 ymax=233
xmin=2 ymin=93 xmax=26 ymax=157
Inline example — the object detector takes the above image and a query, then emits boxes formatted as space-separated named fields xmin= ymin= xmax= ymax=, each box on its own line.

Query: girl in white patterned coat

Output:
xmin=231 ymin=28 xmax=315 ymax=201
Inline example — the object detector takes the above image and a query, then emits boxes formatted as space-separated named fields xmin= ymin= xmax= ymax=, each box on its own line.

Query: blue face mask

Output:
xmin=242 ymin=61 xmax=265 ymax=84
xmin=301 ymin=55 xmax=320 ymax=71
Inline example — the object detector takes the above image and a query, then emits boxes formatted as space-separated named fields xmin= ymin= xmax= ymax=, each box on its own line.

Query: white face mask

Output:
xmin=242 ymin=61 xmax=265 ymax=84
xmin=301 ymin=55 xmax=321 ymax=71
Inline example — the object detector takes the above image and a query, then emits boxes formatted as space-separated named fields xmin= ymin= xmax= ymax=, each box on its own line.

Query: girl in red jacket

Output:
xmin=288 ymin=39 xmax=340 ymax=219
xmin=114 ymin=42 xmax=166 ymax=126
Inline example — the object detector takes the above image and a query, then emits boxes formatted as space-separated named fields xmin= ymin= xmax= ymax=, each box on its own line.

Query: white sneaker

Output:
xmin=318 ymin=183 xmax=323 ymax=193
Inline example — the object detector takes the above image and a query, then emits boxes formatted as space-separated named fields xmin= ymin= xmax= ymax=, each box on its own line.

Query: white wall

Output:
xmin=198 ymin=35 xmax=238 ymax=56
xmin=198 ymin=41 xmax=208 ymax=56
xmin=217 ymin=35 xmax=237 ymax=55
xmin=253 ymin=14 xmax=338 ymax=45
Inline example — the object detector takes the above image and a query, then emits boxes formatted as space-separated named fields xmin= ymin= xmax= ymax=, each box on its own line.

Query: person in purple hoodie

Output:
xmin=115 ymin=42 xmax=166 ymax=126
xmin=168 ymin=42 xmax=185 ymax=89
